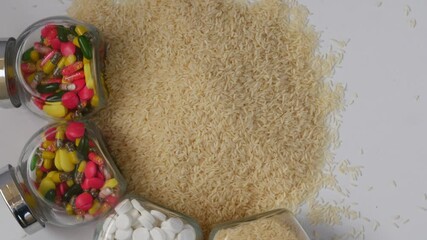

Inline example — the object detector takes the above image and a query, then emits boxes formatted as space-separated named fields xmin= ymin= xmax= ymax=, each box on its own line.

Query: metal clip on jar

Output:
xmin=0 ymin=16 xmax=107 ymax=120
xmin=209 ymin=209 xmax=310 ymax=240
xmin=0 ymin=121 xmax=126 ymax=234
xmin=94 ymin=195 xmax=203 ymax=240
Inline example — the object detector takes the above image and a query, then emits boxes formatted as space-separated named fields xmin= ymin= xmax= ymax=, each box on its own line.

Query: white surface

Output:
xmin=0 ymin=0 xmax=426 ymax=239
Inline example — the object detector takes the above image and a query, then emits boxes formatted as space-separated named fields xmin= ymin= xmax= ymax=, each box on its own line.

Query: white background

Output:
xmin=0 ymin=0 xmax=426 ymax=239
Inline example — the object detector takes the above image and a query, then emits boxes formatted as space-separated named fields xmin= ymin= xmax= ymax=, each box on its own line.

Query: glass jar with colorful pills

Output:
xmin=0 ymin=16 xmax=107 ymax=120
xmin=0 ymin=121 xmax=126 ymax=234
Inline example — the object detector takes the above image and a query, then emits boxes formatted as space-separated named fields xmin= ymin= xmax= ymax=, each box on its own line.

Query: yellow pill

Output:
xmin=83 ymin=58 xmax=90 ymax=64
xmin=35 ymin=169 xmax=44 ymax=183
xmin=68 ymin=151 xmax=80 ymax=164
xmin=42 ymin=61 xmax=55 ymax=74
xmin=65 ymin=112 xmax=74 ymax=121
xmin=66 ymin=179 xmax=74 ymax=187
xmin=36 ymin=60 xmax=43 ymax=71
xmin=90 ymin=95 xmax=99 ymax=107
xmin=75 ymin=25 xmax=87 ymax=36
xmin=77 ymin=161 xmax=87 ymax=173
xmin=72 ymin=37 xmax=80 ymax=47
xmin=43 ymin=158 xmax=53 ymax=170
xmin=55 ymin=126 xmax=65 ymax=140
xmin=102 ymin=178 xmax=118 ymax=189
xmin=66 ymin=204 xmax=74 ymax=215
xmin=59 ymin=148 xmax=74 ymax=172
xmin=30 ymin=50 xmax=40 ymax=62
xmin=26 ymin=73 xmax=35 ymax=85
xmin=42 ymin=141 xmax=54 ymax=149
xmin=57 ymin=57 xmax=66 ymax=69
xmin=83 ymin=63 xmax=95 ymax=89
xmin=46 ymin=171 xmax=56 ymax=179
xmin=43 ymin=104 xmax=68 ymax=118
xmin=75 ymin=138 xmax=81 ymax=147
xmin=65 ymin=54 xmax=76 ymax=66
xmin=54 ymin=151 xmax=63 ymax=171
xmin=39 ymin=178 xmax=55 ymax=196
xmin=88 ymin=200 xmax=101 ymax=215
xmin=41 ymin=151 xmax=55 ymax=159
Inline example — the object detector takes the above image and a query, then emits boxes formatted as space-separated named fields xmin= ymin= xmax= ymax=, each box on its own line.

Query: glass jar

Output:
xmin=94 ymin=195 xmax=203 ymax=240
xmin=0 ymin=16 xmax=107 ymax=120
xmin=209 ymin=209 xmax=310 ymax=240
xmin=0 ymin=121 xmax=126 ymax=234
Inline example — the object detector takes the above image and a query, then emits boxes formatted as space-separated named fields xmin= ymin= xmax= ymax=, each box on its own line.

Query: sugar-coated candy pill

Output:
xmin=66 ymin=122 xmax=85 ymax=141
xmin=116 ymin=214 xmax=132 ymax=230
xmin=177 ymin=229 xmax=196 ymax=240
xmin=43 ymin=104 xmax=68 ymax=118
xmin=150 ymin=227 xmax=167 ymax=240
xmin=75 ymin=192 xmax=93 ymax=211
xmin=78 ymin=86 xmax=94 ymax=101
xmin=115 ymin=228 xmax=133 ymax=240
xmin=133 ymin=227 xmax=151 ymax=240
xmin=115 ymin=199 xmax=134 ymax=215
xmin=61 ymin=92 xmax=79 ymax=109
xmin=161 ymin=218 xmax=184 ymax=234
xmin=137 ymin=215 xmax=154 ymax=230
xmin=151 ymin=210 xmax=167 ymax=222
xmin=61 ymin=42 xmax=76 ymax=56
xmin=84 ymin=161 xmax=98 ymax=178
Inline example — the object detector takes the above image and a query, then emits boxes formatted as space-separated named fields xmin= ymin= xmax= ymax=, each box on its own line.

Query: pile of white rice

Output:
xmin=69 ymin=0 xmax=343 ymax=235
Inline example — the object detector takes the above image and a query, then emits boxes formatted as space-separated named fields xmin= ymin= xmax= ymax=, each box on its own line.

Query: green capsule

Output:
xmin=46 ymin=91 xmax=66 ymax=102
xmin=36 ymin=83 xmax=60 ymax=94
xmin=44 ymin=189 xmax=56 ymax=202
xmin=57 ymin=25 xmax=70 ymax=42
xmin=22 ymin=47 xmax=34 ymax=62
xmin=77 ymin=134 xmax=89 ymax=158
xmin=63 ymin=184 xmax=82 ymax=202
xmin=30 ymin=154 xmax=39 ymax=171
xmin=78 ymin=36 xmax=92 ymax=60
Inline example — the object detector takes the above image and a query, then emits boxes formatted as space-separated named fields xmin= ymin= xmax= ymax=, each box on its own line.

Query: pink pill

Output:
xmin=62 ymin=92 xmax=79 ymax=109
xmin=50 ymin=38 xmax=61 ymax=50
xmin=65 ymin=122 xmax=85 ymax=141
xmin=96 ymin=171 xmax=105 ymax=181
xmin=45 ymin=127 xmax=56 ymax=141
xmin=61 ymin=42 xmax=76 ymax=56
xmin=82 ymin=177 xmax=104 ymax=190
xmin=84 ymin=161 xmax=98 ymax=179
xmin=78 ymin=86 xmax=94 ymax=101
xmin=75 ymin=192 xmax=93 ymax=211
xmin=41 ymin=25 xmax=56 ymax=38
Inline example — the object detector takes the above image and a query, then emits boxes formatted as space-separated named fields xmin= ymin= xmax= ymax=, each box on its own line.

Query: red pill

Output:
xmin=84 ymin=161 xmax=98 ymax=179
xmin=105 ymin=195 xmax=118 ymax=206
xmin=78 ymin=86 xmax=94 ymax=101
xmin=88 ymin=152 xmax=104 ymax=166
xmin=96 ymin=171 xmax=105 ymax=181
xmin=64 ymin=70 xmax=85 ymax=82
xmin=33 ymin=97 xmax=45 ymax=110
xmin=45 ymin=127 xmax=56 ymax=141
xmin=61 ymin=42 xmax=76 ymax=56
xmin=72 ymin=79 xmax=86 ymax=93
xmin=41 ymin=25 xmax=56 ymax=38
xmin=62 ymin=92 xmax=79 ymax=109
xmin=59 ymin=182 xmax=68 ymax=196
xmin=34 ymin=42 xmax=52 ymax=55
xmin=82 ymin=178 xmax=104 ymax=190
xmin=21 ymin=63 xmax=36 ymax=74
xmin=75 ymin=192 xmax=93 ymax=211
xmin=61 ymin=61 xmax=83 ymax=76
xmin=50 ymin=38 xmax=61 ymax=50
xmin=65 ymin=122 xmax=85 ymax=141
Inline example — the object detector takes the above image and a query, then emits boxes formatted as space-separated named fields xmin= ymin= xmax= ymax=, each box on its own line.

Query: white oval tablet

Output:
xmin=141 ymin=210 xmax=156 ymax=224
xmin=115 ymin=199 xmax=134 ymax=215
xmin=150 ymin=227 xmax=167 ymax=240
xmin=162 ymin=217 xmax=184 ymax=233
xmin=162 ymin=228 xmax=175 ymax=240
xmin=128 ymin=208 xmax=141 ymax=222
xmin=116 ymin=214 xmax=132 ymax=230
xmin=138 ymin=215 xmax=154 ymax=230
xmin=150 ymin=210 xmax=167 ymax=222
xmin=177 ymin=228 xmax=196 ymax=240
xmin=131 ymin=199 xmax=146 ymax=213
xmin=132 ymin=227 xmax=151 ymax=240
xmin=115 ymin=228 xmax=133 ymax=240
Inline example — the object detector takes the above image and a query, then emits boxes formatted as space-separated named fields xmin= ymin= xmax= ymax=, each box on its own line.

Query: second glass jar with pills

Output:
xmin=94 ymin=195 xmax=203 ymax=240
